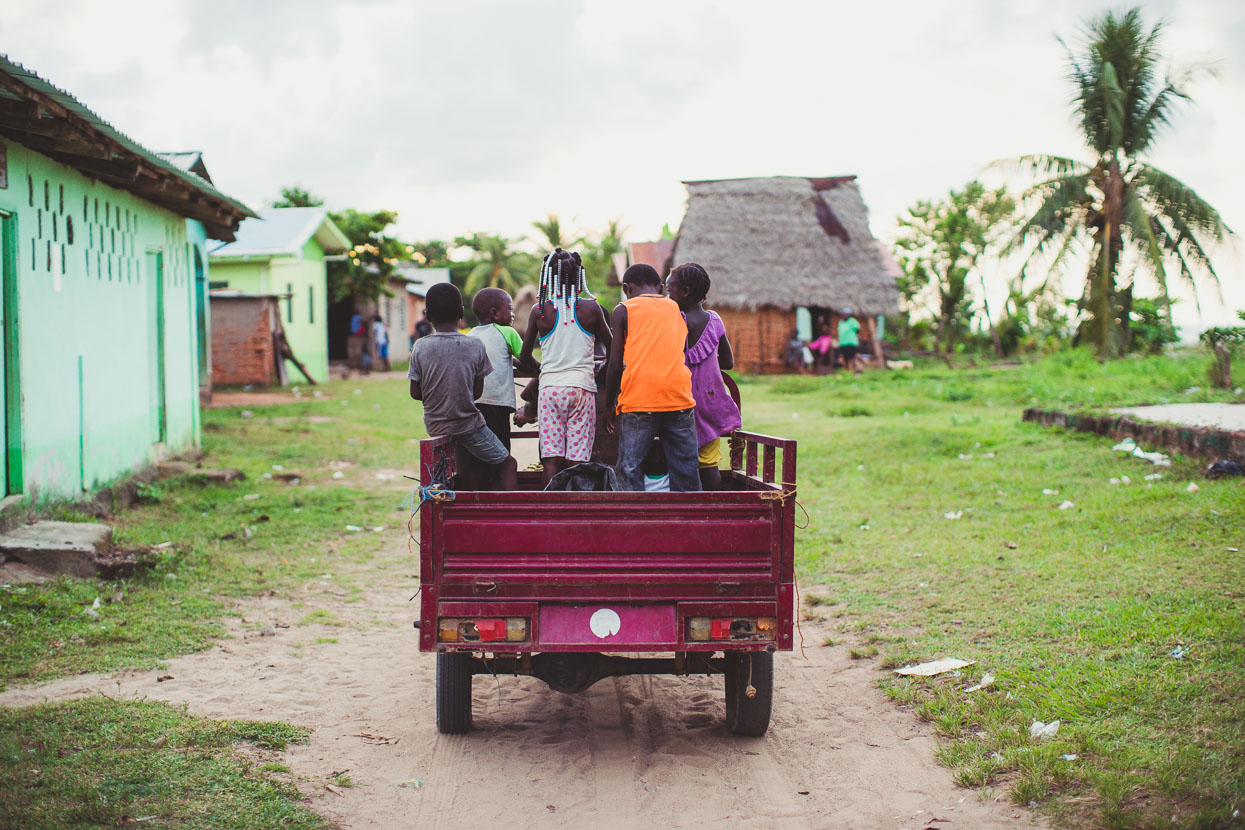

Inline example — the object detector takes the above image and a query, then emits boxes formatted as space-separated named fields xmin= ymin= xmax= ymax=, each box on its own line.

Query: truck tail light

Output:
xmin=437 ymin=617 xmax=529 ymax=643
xmin=686 ymin=617 xmax=778 ymax=642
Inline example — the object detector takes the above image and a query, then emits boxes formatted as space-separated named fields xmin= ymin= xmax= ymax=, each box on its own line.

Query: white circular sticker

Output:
xmin=589 ymin=608 xmax=621 ymax=639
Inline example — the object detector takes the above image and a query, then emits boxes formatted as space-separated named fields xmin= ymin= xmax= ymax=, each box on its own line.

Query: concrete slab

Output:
xmin=0 ymin=521 xmax=113 ymax=578
xmin=1113 ymin=403 xmax=1245 ymax=432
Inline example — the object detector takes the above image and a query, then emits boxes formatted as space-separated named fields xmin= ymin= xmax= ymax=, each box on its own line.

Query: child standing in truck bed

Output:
xmin=519 ymin=249 xmax=612 ymax=486
xmin=604 ymin=263 xmax=700 ymax=492
xmin=666 ymin=262 xmax=741 ymax=490
xmin=408 ymin=283 xmax=517 ymax=490
xmin=469 ymin=288 xmax=523 ymax=452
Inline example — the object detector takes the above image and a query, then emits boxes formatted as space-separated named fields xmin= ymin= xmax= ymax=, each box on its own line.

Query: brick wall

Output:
xmin=210 ymin=297 xmax=278 ymax=386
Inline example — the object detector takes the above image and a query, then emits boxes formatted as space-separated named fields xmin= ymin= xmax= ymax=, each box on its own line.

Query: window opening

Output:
xmin=61 ymin=245 xmax=66 ymax=276
xmin=94 ymin=199 xmax=99 ymax=222
xmin=287 ymin=283 xmax=294 ymax=323
xmin=309 ymin=286 xmax=314 ymax=323
xmin=37 ymin=209 xmax=41 ymax=239
xmin=104 ymin=202 xmax=110 ymax=227
xmin=83 ymin=195 xmax=88 ymax=221
xmin=43 ymin=180 xmax=49 ymax=210
xmin=27 ymin=175 xmax=33 ymax=207
xmin=67 ymin=217 xmax=73 ymax=245
xmin=59 ymin=184 xmax=64 ymax=213
xmin=52 ymin=215 xmax=57 ymax=243
xmin=46 ymin=241 xmax=51 ymax=273
xmin=84 ymin=249 xmax=89 ymax=274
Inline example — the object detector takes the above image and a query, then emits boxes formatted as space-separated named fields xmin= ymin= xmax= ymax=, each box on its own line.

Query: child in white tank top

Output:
xmin=518 ymin=249 xmax=613 ymax=486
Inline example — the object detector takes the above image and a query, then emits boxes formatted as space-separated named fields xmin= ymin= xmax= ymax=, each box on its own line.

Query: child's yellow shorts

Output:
xmin=698 ymin=438 xmax=722 ymax=469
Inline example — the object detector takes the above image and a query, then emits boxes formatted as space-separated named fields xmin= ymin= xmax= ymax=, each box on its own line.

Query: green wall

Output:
xmin=0 ymin=137 xmax=202 ymax=500
xmin=210 ymin=238 xmax=329 ymax=383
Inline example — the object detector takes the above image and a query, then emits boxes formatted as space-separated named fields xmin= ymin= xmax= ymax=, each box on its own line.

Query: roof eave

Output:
xmin=0 ymin=55 xmax=256 ymax=241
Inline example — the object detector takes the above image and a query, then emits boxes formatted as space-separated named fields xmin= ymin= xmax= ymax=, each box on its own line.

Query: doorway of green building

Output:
xmin=146 ymin=251 xmax=167 ymax=444
xmin=0 ymin=211 xmax=22 ymax=496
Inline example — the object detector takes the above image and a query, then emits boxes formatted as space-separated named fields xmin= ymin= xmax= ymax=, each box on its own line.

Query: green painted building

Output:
xmin=208 ymin=208 xmax=349 ymax=384
xmin=0 ymin=56 xmax=253 ymax=501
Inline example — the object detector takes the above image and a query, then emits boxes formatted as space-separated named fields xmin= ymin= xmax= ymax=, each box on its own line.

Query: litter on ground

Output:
xmin=1042 ymin=488 xmax=1059 ymax=495
xmin=894 ymin=658 xmax=976 ymax=677
xmin=1186 ymin=482 xmax=1199 ymax=493
xmin=1169 ymin=646 xmax=1188 ymax=659
xmin=1058 ymin=500 xmax=1075 ymax=510
xmin=965 ymin=673 xmax=996 ymax=692
xmin=944 ymin=511 xmax=962 ymax=520
xmin=1030 ymin=720 xmax=1060 ymax=740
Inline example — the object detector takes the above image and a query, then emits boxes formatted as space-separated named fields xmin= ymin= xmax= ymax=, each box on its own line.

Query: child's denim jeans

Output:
xmin=615 ymin=409 xmax=702 ymax=492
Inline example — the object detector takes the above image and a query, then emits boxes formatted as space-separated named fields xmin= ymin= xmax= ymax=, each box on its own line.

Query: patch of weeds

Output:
xmin=820 ymin=634 xmax=836 ymax=647
xmin=831 ymin=405 xmax=872 ymax=418
xmin=134 ymin=481 xmax=166 ymax=504
xmin=771 ymin=376 xmax=824 ymax=395
xmin=329 ymin=773 xmax=355 ymax=788
xmin=848 ymin=645 xmax=879 ymax=659
xmin=802 ymin=593 xmax=831 ymax=607
xmin=261 ymin=763 xmax=291 ymax=774
xmin=314 ymin=637 xmax=338 ymax=644
xmin=299 ymin=609 xmax=342 ymax=627
xmin=0 ymin=698 xmax=325 ymax=830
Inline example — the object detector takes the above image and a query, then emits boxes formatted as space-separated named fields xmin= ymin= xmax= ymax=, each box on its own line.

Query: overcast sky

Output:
xmin=3 ymin=0 xmax=1242 ymax=330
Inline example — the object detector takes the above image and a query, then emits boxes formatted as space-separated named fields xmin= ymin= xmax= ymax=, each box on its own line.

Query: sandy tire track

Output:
xmin=0 ymin=527 xmax=1043 ymax=829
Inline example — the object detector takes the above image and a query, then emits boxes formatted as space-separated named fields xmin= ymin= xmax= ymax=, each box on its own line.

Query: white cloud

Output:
xmin=1 ymin=0 xmax=1241 ymax=327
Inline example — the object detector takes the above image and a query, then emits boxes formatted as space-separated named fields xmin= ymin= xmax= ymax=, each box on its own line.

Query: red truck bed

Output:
xmin=414 ymin=429 xmax=797 ymax=734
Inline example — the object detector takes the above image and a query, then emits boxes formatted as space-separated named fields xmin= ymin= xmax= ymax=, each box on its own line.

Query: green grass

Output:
xmin=0 ymin=697 xmax=325 ymax=829
xmin=1 ymin=351 xmax=1241 ymax=827
xmin=0 ymin=377 xmax=420 ymax=688
xmin=763 ymin=349 xmax=1243 ymax=828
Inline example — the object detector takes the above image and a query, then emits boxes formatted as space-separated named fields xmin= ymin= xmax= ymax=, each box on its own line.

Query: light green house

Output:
xmin=0 ymin=55 xmax=253 ymax=501
xmin=208 ymin=208 xmax=349 ymax=384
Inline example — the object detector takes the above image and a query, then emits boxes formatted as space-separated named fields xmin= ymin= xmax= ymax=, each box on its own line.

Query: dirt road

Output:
xmin=0 ymin=526 xmax=1038 ymax=829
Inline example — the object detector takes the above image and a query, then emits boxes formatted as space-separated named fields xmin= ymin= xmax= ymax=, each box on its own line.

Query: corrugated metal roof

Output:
xmin=0 ymin=54 xmax=254 ymax=238
xmin=209 ymin=207 xmax=350 ymax=260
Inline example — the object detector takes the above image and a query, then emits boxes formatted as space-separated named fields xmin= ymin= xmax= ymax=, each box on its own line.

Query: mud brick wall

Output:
xmin=713 ymin=307 xmax=797 ymax=374
xmin=210 ymin=298 xmax=277 ymax=387
xmin=1022 ymin=408 xmax=1245 ymax=464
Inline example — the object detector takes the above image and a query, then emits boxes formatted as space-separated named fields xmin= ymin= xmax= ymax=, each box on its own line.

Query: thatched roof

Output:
xmin=672 ymin=176 xmax=899 ymax=314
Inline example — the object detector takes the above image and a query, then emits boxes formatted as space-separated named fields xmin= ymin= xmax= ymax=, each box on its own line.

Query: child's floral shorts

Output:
xmin=537 ymin=385 xmax=595 ymax=462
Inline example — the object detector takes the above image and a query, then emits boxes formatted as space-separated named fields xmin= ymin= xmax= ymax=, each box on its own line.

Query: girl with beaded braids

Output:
xmin=518 ymin=249 xmax=613 ymax=485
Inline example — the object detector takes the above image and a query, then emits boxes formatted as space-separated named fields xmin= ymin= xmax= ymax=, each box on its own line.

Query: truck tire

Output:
xmin=436 ymin=652 xmax=473 ymax=734
xmin=724 ymin=652 xmax=773 ymax=736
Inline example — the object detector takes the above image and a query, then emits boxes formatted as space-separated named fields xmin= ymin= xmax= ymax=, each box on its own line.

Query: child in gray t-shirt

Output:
xmin=409 ymin=284 xmax=517 ymax=490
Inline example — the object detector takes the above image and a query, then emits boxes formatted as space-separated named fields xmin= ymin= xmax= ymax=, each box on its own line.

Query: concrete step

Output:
xmin=0 ymin=521 xmax=114 ymax=578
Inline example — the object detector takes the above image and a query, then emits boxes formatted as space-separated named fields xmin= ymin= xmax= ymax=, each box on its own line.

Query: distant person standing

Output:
xmin=413 ymin=309 xmax=433 ymax=347
xmin=372 ymin=316 xmax=390 ymax=371
xmin=838 ymin=308 xmax=861 ymax=373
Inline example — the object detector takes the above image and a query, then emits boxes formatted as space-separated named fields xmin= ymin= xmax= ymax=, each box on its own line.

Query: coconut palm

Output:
xmin=461 ymin=233 xmax=534 ymax=296
xmin=1003 ymin=7 xmax=1233 ymax=358
xmin=531 ymin=214 xmax=583 ymax=252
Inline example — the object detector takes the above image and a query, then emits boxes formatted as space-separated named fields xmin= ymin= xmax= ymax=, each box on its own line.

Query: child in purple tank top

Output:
xmin=665 ymin=263 xmax=742 ymax=490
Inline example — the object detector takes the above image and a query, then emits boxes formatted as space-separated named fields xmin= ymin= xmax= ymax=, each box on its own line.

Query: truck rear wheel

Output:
xmin=436 ymin=652 xmax=473 ymax=734
xmin=724 ymin=652 xmax=773 ymax=736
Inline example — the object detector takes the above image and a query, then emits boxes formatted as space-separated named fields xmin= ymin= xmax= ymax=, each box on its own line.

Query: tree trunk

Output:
xmin=1211 ymin=342 xmax=1232 ymax=389
xmin=977 ymin=271 xmax=1004 ymax=358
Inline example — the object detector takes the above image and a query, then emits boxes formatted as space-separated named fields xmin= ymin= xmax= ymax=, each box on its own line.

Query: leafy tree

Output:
xmin=272 ymin=186 xmax=324 ymax=208
xmin=1002 ymin=7 xmax=1234 ymax=359
xmin=327 ymin=209 xmax=410 ymax=301
xmin=1201 ymin=311 xmax=1245 ymax=389
xmin=894 ymin=182 xmax=1014 ymax=354
xmin=580 ymin=219 xmax=627 ymax=308
xmin=457 ymin=233 xmax=536 ymax=296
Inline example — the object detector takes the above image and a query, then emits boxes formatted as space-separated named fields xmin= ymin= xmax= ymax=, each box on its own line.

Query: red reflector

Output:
xmin=472 ymin=619 xmax=507 ymax=641
xmin=710 ymin=619 xmax=733 ymax=640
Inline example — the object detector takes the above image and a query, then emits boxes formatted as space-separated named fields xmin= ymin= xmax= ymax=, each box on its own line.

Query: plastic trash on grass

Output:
xmin=894 ymin=658 xmax=976 ymax=677
xmin=1029 ymin=720 xmax=1060 ymax=740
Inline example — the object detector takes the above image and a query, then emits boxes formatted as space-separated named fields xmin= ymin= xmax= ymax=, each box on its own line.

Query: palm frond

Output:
xmin=1121 ymin=192 xmax=1167 ymax=293
xmin=1131 ymin=163 xmax=1233 ymax=241
xmin=1007 ymin=174 xmax=1092 ymax=253
xmin=990 ymin=154 xmax=1088 ymax=178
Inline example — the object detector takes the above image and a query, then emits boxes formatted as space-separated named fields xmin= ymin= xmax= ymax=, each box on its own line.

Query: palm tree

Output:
xmin=1002 ymin=7 xmax=1233 ymax=358
xmin=461 ymin=234 xmax=534 ymax=296
xmin=531 ymin=214 xmax=583 ymax=251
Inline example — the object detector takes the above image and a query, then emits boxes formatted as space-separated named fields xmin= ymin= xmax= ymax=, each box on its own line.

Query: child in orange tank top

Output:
xmin=603 ymin=264 xmax=702 ymax=492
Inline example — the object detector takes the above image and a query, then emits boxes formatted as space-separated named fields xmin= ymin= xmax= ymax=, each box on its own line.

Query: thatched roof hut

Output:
xmin=672 ymin=175 xmax=899 ymax=372
xmin=674 ymin=175 xmax=897 ymax=313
